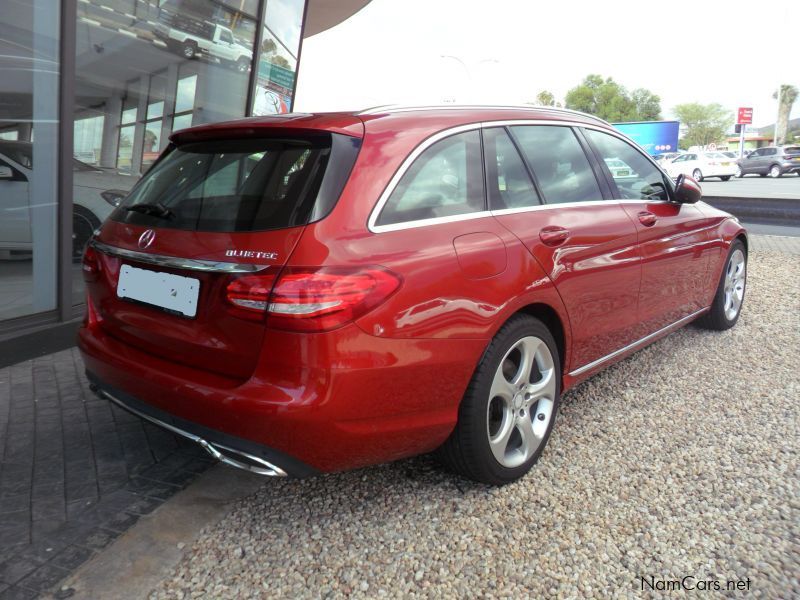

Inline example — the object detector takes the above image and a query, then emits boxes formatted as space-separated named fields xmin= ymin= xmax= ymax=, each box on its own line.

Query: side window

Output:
xmin=584 ymin=129 xmax=670 ymax=201
xmin=510 ymin=125 xmax=603 ymax=204
xmin=376 ymin=130 xmax=484 ymax=226
xmin=764 ymin=148 xmax=777 ymax=156
xmin=483 ymin=127 xmax=540 ymax=210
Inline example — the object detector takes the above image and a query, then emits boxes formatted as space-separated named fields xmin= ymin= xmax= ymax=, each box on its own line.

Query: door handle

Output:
xmin=539 ymin=226 xmax=570 ymax=246
xmin=638 ymin=211 xmax=657 ymax=227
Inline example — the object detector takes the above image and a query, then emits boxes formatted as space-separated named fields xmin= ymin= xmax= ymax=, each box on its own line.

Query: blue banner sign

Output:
xmin=612 ymin=121 xmax=680 ymax=156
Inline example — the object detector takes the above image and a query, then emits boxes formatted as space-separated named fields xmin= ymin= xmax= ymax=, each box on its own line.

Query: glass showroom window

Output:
xmin=71 ymin=0 xmax=260 ymax=306
xmin=0 ymin=0 xmax=60 ymax=321
xmin=253 ymin=0 xmax=304 ymax=115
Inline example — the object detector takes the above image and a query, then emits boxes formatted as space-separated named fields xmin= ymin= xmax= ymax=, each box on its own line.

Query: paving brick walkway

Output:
xmin=0 ymin=349 xmax=211 ymax=599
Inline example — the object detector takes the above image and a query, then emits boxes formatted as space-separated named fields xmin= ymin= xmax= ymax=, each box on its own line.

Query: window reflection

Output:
xmin=253 ymin=0 xmax=304 ymax=115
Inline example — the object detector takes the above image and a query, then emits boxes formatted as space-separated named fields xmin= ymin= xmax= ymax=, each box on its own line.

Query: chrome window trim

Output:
xmin=89 ymin=240 xmax=271 ymax=273
xmin=366 ymin=119 xmax=678 ymax=234
xmin=568 ymin=307 xmax=708 ymax=377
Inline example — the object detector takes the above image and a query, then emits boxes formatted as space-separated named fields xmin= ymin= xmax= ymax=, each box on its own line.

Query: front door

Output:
xmin=582 ymin=127 xmax=713 ymax=337
xmin=484 ymin=125 xmax=642 ymax=371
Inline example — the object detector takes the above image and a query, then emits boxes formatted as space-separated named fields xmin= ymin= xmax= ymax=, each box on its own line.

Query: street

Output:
xmin=700 ymin=175 xmax=800 ymax=199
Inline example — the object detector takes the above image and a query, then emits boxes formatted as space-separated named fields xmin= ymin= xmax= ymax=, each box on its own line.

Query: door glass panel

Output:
xmin=511 ymin=126 xmax=603 ymax=204
xmin=483 ymin=128 xmax=540 ymax=210
xmin=252 ymin=0 xmax=304 ymax=115
xmin=72 ymin=0 xmax=261 ymax=307
xmin=584 ymin=129 xmax=670 ymax=201
xmin=0 ymin=0 xmax=60 ymax=321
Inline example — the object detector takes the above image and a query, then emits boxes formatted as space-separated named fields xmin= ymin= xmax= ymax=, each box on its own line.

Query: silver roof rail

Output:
xmin=357 ymin=104 xmax=610 ymax=126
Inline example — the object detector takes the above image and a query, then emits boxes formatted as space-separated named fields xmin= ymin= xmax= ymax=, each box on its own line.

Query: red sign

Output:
xmin=737 ymin=107 xmax=753 ymax=125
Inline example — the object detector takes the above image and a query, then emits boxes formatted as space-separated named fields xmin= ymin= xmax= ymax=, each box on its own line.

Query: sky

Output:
xmin=295 ymin=0 xmax=798 ymax=128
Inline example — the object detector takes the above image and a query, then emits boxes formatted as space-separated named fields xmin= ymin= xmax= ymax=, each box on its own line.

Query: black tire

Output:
xmin=696 ymin=239 xmax=747 ymax=331
xmin=182 ymin=42 xmax=197 ymax=59
xmin=236 ymin=57 xmax=250 ymax=72
xmin=692 ymin=168 xmax=703 ymax=182
xmin=720 ymin=176 xmax=731 ymax=181
xmin=437 ymin=315 xmax=561 ymax=485
xmin=73 ymin=205 xmax=100 ymax=261
xmin=769 ymin=164 xmax=782 ymax=178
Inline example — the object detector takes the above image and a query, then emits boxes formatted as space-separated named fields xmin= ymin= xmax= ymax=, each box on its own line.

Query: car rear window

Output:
xmin=112 ymin=134 xmax=360 ymax=232
xmin=784 ymin=147 xmax=800 ymax=155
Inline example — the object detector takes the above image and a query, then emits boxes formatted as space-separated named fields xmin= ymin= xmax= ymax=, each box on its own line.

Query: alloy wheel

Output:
xmin=723 ymin=248 xmax=746 ymax=320
xmin=692 ymin=169 xmax=703 ymax=181
xmin=735 ymin=165 xmax=742 ymax=178
xmin=770 ymin=165 xmax=781 ymax=178
xmin=486 ymin=336 xmax=556 ymax=468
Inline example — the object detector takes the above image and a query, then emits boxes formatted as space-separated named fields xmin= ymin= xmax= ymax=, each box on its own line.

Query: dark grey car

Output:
xmin=736 ymin=146 xmax=800 ymax=178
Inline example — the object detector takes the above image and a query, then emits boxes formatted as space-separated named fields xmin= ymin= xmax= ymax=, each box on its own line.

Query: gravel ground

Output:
xmin=150 ymin=251 xmax=799 ymax=599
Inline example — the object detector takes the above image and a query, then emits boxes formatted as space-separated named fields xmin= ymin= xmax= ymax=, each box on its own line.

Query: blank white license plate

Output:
xmin=117 ymin=265 xmax=199 ymax=317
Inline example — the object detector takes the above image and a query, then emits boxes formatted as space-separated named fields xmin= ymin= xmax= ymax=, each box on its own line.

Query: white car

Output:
xmin=0 ymin=141 xmax=134 ymax=259
xmin=603 ymin=157 xmax=638 ymax=180
xmin=665 ymin=151 xmax=736 ymax=182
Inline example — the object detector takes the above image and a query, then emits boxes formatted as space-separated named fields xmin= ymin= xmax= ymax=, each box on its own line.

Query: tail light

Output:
xmin=225 ymin=266 xmax=401 ymax=331
xmin=82 ymin=245 xmax=100 ymax=282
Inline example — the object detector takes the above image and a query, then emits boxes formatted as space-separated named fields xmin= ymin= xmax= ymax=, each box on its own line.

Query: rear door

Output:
xmin=87 ymin=133 xmax=359 ymax=380
xmin=486 ymin=125 xmax=642 ymax=371
xmin=582 ymin=127 xmax=714 ymax=335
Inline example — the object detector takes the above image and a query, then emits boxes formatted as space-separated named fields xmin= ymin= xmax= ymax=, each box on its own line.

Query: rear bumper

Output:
xmin=78 ymin=321 xmax=485 ymax=473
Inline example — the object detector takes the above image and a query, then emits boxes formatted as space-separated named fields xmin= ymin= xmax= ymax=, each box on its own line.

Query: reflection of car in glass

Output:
xmin=735 ymin=146 xmax=800 ymax=178
xmin=603 ymin=158 xmax=637 ymax=179
xmin=79 ymin=106 xmax=748 ymax=486
xmin=665 ymin=151 xmax=736 ymax=181
xmin=0 ymin=141 xmax=133 ymax=258
xmin=155 ymin=22 xmax=252 ymax=72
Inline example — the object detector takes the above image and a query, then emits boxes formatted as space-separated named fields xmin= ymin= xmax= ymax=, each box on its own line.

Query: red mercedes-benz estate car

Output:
xmin=79 ymin=105 xmax=747 ymax=485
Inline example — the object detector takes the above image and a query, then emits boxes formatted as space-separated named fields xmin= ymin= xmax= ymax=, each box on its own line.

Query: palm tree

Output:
xmin=773 ymin=85 xmax=798 ymax=145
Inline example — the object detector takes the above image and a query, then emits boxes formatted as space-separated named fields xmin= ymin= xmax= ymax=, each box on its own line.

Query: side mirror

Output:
xmin=674 ymin=174 xmax=702 ymax=204
xmin=0 ymin=165 xmax=13 ymax=179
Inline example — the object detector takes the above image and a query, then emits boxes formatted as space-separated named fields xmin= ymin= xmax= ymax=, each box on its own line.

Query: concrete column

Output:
xmin=99 ymin=95 xmax=122 ymax=168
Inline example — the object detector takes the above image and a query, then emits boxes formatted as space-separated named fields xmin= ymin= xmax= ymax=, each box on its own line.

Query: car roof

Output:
xmin=171 ymin=105 xmax=613 ymax=145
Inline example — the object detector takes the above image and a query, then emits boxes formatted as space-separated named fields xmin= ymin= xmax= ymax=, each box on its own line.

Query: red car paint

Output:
xmin=78 ymin=106 xmax=747 ymax=475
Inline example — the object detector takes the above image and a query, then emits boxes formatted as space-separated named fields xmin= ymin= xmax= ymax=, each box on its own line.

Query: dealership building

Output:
xmin=0 ymin=0 xmax=368 ymax=362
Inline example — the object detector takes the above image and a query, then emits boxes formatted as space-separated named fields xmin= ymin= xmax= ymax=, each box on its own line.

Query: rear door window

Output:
xmin=376 ymin=130 xmax=484 ymax=226
xmin=483 ymin=127 xmax=540 ymax=211
xmin=509 ymin=125 xmax=603 ymax=204
xmin=112 ymin=136 xmax=350 ymax=232
xmin=583 ymin=129 xmax=670 ymax=201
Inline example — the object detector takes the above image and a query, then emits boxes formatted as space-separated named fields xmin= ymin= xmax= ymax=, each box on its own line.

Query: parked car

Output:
xmin=0 ymin=141 xmax=134 ymax=258
xmin=155 ymin=21 xmax=252 ymax=72
xmin=79 ymin=106 xmax=747 ymax=485
xmin=665 ymin=151 xmax=737 ymax=181
xmin=735 ymin=146 xmax=800 ymax=178
xmin=603 ymin=157 xmax=638 ymax=180
xmin=654 ymin=151 xmax=682 ymax=166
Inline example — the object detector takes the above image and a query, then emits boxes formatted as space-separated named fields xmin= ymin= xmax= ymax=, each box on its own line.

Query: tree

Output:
xmin=564 ymin=74 xmax=661 ymax=122
xmin=261 ymin=38 xmax=277 ymax=54
xmin=673 ymin=103 xmax=732 ymax=148
xmin=535 ymin=90 xmax=556 ymax=106
xmin=773 ymin=84 xmax=798 ymax=145
xmin=270 ymin=55 xmax=291 ymax=69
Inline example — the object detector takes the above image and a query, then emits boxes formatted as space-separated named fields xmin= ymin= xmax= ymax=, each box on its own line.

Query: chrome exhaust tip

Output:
xmin=95 ymin=388 xmax=287 ymax=477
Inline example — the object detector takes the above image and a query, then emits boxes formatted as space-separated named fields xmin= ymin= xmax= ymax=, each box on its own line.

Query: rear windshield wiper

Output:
xmin=124 ymin=202 xmax=174 ymax=219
